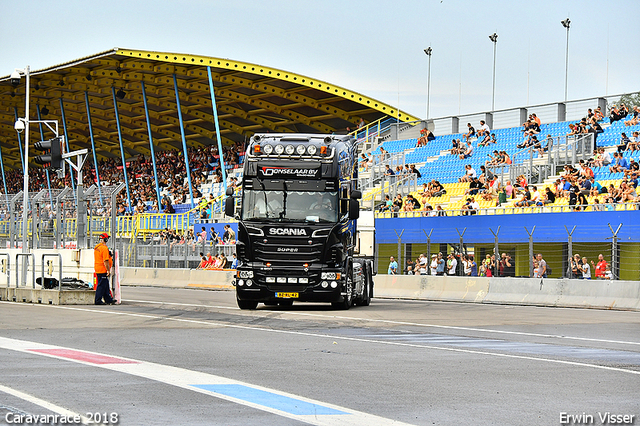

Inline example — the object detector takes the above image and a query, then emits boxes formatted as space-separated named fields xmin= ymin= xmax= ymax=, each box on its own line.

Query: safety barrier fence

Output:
xmin=375 ymin=201 xmax=639 ymax=218
xmin=375 ymin=221 xmax=639 ymax=282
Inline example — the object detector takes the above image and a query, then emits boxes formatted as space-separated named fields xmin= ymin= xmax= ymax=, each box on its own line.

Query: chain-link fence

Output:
xmin=375 ymin=223 xmax=640 ymax=281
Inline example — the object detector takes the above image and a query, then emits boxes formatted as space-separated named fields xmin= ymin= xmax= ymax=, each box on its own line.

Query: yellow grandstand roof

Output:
xmin=0 ymin=47 xmax=418 ymax=169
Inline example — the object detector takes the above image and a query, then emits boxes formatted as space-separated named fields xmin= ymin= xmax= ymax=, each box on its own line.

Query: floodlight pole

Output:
xmin=489 ymin=33 xmax=498 ymax=112
xmin=424 ymin=47 xmax=432 ymax=120
xmin=562 ymin=18 xmax=571 ymax=102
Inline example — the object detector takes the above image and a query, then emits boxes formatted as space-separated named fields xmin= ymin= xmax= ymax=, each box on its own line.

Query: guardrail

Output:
xmin=41 ymin=253 xmax=63 ymax=291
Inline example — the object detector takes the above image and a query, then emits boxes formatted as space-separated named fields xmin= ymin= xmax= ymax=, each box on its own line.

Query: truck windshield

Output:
xmin=242 ymin=190 xmax=338 ymax=223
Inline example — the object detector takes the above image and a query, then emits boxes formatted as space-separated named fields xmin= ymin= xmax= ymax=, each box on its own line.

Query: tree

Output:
xmin=618 ymin=92 xmax=640 ymax=109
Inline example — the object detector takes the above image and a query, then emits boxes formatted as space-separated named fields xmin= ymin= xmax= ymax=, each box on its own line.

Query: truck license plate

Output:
xmin=275 ymin=292 xmax=298 ymax=298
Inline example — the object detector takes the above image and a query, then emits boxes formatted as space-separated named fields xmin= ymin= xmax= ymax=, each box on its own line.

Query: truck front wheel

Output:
xmin=237 ymin=297 xmax=258 ymax=310
xmin=331 ymin=271 xmax=353 ymax=310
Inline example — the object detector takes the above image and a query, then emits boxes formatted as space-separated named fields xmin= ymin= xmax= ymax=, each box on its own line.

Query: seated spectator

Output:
xmin=478 ymin=165 xmax=494 ymax=185
xmin=465 ymin=177 xmax=483 ymax=196
xmin=543 ymin=187 xmax=556 ymax=205
xmin=460 ymin=197 xmax=479 ymax=215
xmin=514 ymin=174 xmax=528 ymax=191
xmin=623 ymin=159 xmax=640 ymax=180
xmin=379 ymin=194 xmax=393 ymax=212
xmin=477 ymin=120 xmax=491 ymax=137
xmin=402 ymin=194 xmax=421 ymax=212
xmin=459 ymin=141 xmax=474 ymax=159
xmin=589 ymin=177 xmax=605 ymax=196
xmin=478 ymin=132 xmax=491 ymax=147
xmin=451 ymin=139 xmax=463 ymax=156
xmin=417 ymin=128 xmax=436 ymax=147
xmin=195 ymin=252 xmax=208 ymax=270
xmin=434 ymin=205 xmax=447 ymax=216
xmin=593 ymin=106 xmax=605 ymax=121
xmin=459 ymin=164 xmax=477 ymax=182
xmin=617 ymin=133 xmax=631 ymax=153
xmin=626 ymin=132 xmax=640 ymax=152
xmin=624 ymin=106 xmax=640 ymax=127
xmin=463 ymin=123 xmax=476 ymax=142
xmin=392 ymin=194 xmax=403 ymax=212
xmin=609 ymin=152 xmax=629 ymax=173
xmin=592 ymin=198 xmax=605 ymax=211
xmin=514 ymin=186 xmax=531 ymax=207
xmin=610 ymin=104 xmax=628 ymax=124
xmin=485 ymin=150 xmax=501 ymax=167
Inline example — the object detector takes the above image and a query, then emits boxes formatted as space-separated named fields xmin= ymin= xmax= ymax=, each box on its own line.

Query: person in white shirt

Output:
xmin=478 ymin=120 xmax=491 ymax=137
xmin=581 ymin=257 xmax=591 ymax=279
xmin=446 ymin=254 xmax=458 ymax=276
xmin=527 ymin=185 xmax=542 ymax=206
xmin=430 ymin=255 xmax=438 ymax=275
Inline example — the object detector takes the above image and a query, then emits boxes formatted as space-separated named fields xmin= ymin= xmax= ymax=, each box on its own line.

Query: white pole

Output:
xmin=22 ymin=66 xmax=30 ymax=254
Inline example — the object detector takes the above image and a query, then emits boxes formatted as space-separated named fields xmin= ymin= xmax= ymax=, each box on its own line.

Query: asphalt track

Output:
xmin=0 ymin=287 xmax=639 ymax=426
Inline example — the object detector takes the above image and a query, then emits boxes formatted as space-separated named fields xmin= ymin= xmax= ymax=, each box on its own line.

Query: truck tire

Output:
xmin=237 ymin=297 xmax=258 ymax=310
xmin=358 ymin=262 xmax=372 ymax=306
xmin=331 ymin=270 xmax=353 ymax=310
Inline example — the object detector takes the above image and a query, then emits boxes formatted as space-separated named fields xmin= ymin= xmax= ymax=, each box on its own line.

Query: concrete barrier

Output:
xmin=120 ymin=267 xmax=234 ymax=290
xmin=0 ymin=287 xmax=95 ymax=305
xmin=375 ymin=275 xmax=490 ymax=303
xmin=376 ymin=274 xmax=640 ymax=311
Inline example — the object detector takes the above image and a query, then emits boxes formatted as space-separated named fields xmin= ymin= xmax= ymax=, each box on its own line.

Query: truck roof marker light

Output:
xmin=320 ymin=146 xmax=327 ymax=155
xmin=303 ymin=263 xmax=309 ymax=268
xmin=254 ymin=144 xmax=261 ymax=155
xmin=266 ymin=262 xmax=271 ymax=268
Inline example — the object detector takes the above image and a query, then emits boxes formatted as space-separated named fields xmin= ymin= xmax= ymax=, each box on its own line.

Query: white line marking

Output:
xmin=123 ymin=298 xmax=640 ymax=347
xmin=5 ymin=301 xmax=640 ymax=376
xmin=0 ymin=383 xmax=93 ymax=424
xmin=0 ymin=336 xmax=414 ymax=426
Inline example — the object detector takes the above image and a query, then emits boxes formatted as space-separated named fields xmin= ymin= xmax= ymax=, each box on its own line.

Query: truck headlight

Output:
xmin=266 ymin=277 xmax=275 ymax=283
xmin=274 ymin=144 xmax=284 ymax=155
xmin=238 ymin=280 xmax=244 ymax=286
xmin=239 ymin=271 xmax=253 ymax=279
xmin=296 ymin=145 xmax=306 ymax=155
xmin=330 ymin=281 xmax=338 ymax=288
xmin=321 ymin=272 xmax=341 ymax=280
xmin=298 ymin=278 xmax=308 ymax=284
xmin=263 ymin=144 xmax=273 ymax=154
xmin=307 ymin=145 xmax=317 ymax=155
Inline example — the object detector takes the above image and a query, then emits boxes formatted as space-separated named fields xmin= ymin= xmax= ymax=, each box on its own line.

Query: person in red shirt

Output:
xmin=590 ymin=254 xmax=608 ymax=279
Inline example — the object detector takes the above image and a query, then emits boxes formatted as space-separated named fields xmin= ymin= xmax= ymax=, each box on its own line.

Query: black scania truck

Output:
xmin=225 ymin=133 xmax=374 ymax=310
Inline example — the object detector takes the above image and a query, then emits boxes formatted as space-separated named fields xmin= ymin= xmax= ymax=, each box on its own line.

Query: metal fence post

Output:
xmin=456 ymin=227 xmax=467 ymax=256
xmin=564 ymin=225 xmax=576 ymax=278
xmin=489 ymin=226 xmax=500 ymax=276
xmin=524 ymin=226 xmax=536 ymax=277
xmin=394 ymin=229 xmax=404 ymax=269
xmin=607 ymin=223 xmax=622 ymax=280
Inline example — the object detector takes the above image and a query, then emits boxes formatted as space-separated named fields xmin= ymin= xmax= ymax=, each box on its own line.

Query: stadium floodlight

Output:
xmin=424 ymin=47 xmax=432 ymax=119
xmin=489 ymin=33 xmax=498 ymax=112
xmin=561 ymin=18 xmax=571 ymax=101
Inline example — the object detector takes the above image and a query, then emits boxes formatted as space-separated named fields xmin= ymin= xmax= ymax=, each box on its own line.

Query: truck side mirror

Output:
xmin=224 ymin=197 xmax=235 ymax=217
xmin=225 ymin=187 xmax=234 ymax=196
xmin=348 ymin=199 xmax=359 ymax=220
xmin=350 ymin=190 xmax=362 ymax=200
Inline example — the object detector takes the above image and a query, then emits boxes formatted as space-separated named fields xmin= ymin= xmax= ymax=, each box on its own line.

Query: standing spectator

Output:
xmin=535 ymin=253 xmax=547 ymax=277
xmin=429 ymin=254 xmax=438 ymax=276
xmin=581 ymin=257 xmax=591 ymax=279
xmin=469 ymin=255 xmax=478 ymax=276
xmin=446 ymin=253 xmax=457 ymax=276
xmin=387 ymin=256 xmax=398 ymax=275
xmin=435 ymin=253 xmax=445 ymax=276
xmin=418 ymin=254 xmax=428 ymax=275
xmin=568 ymin=254 xmax=581 ymax=279
xmin=231 ymin=253 xmax=239 ymax=269
xmin=590 ymin=254 xmax=608 ymax=279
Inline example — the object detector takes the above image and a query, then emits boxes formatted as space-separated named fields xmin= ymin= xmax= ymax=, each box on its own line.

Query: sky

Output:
xmin=1 ymin=0 xmax=639 ymax=121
